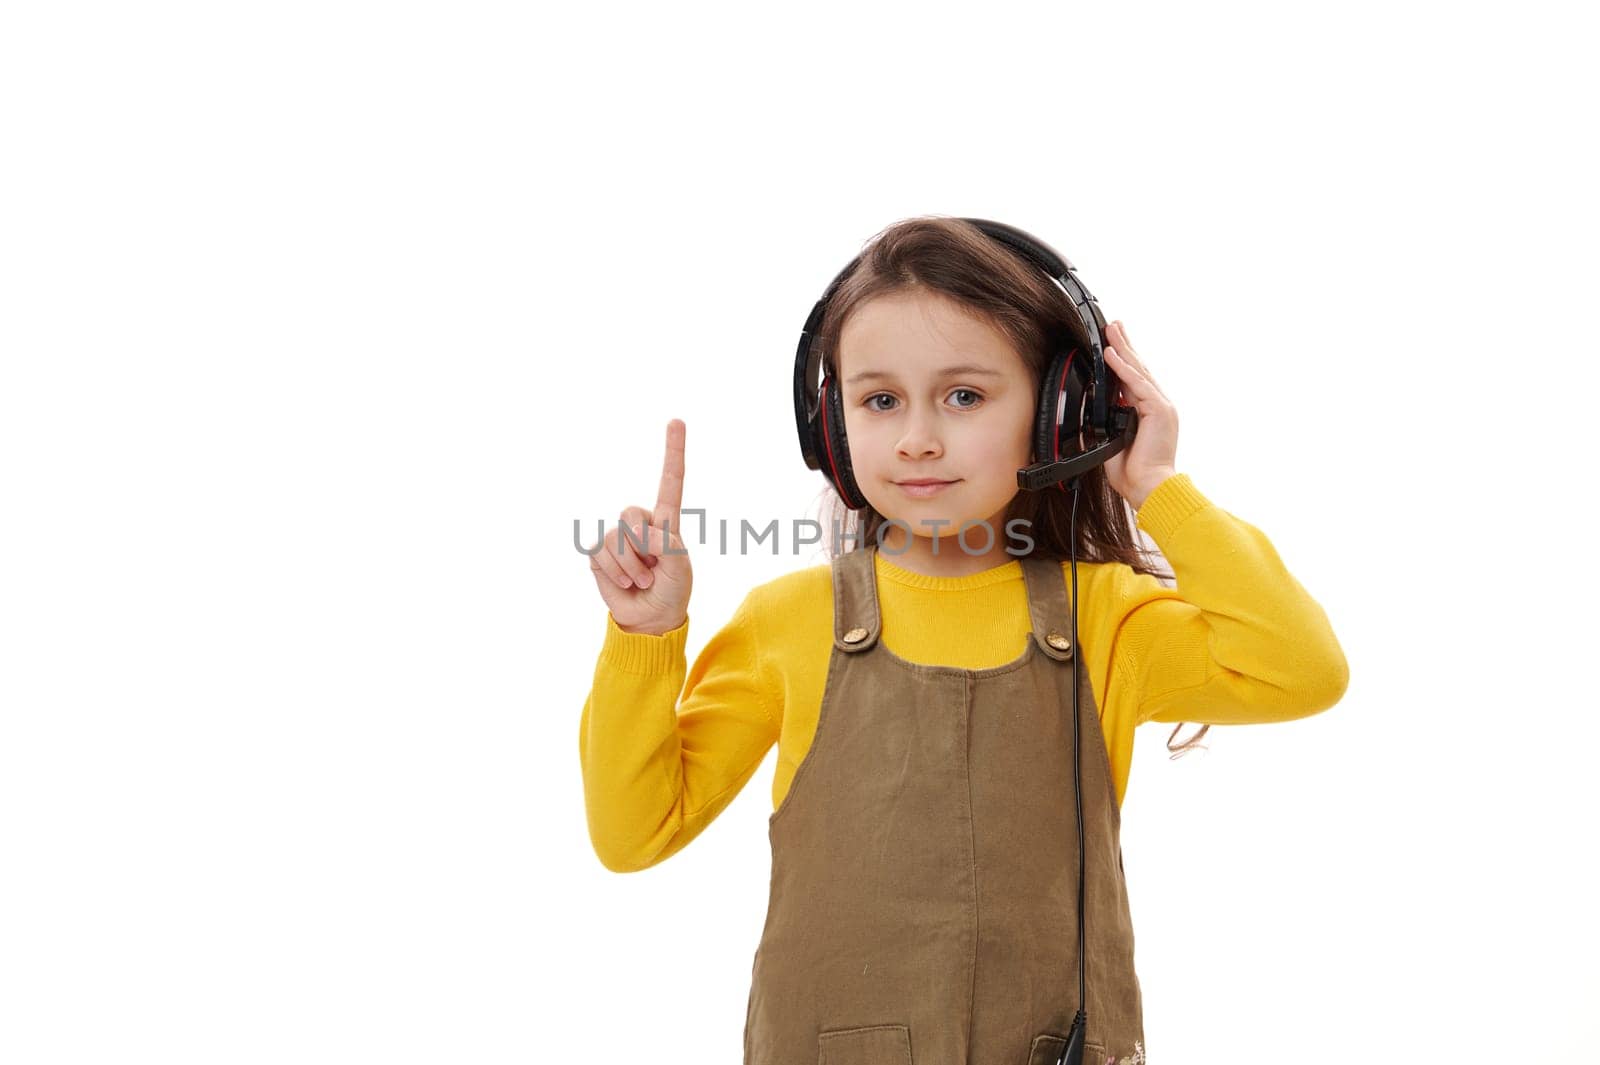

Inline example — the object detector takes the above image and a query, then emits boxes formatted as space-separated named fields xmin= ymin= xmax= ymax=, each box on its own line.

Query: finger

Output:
xmin=653 ymin=419 xmax=686 ymax=533
xmin=622 ymin=520 xmax=678 ymax=584
xmin=617 ymin=507 xmax=658 ymax=584
xmin=1111 ymin=319 xmax=1140 ymax=358
xmin=611 ymin=510 xmax=655 ymax=587
xmin=1108 ymin=324 xmax=1148 ymax=373
xmin=1109 ymin=322 xmax=1167 ymax=396
xmin=1106 ymin=341 xmax=1166 ymax=402
xmin=1105 ymin=346 xmax=1145 ymax=387
xmin=590 ymin=538 xmax=634 ymax=590
xmin=1106 ymin=347 xmax=1158 ymax=404
xmin=624 ymin=504 xmax=679 ymax=558
xmin=621 ymin=505 xmax=653 ymax=559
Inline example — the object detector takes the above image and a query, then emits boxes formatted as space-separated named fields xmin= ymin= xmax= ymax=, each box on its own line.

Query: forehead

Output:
xmin=838 ymin=290 xmax=1024 ymax=377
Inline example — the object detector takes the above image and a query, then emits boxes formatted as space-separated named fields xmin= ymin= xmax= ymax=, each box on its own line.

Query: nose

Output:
xmin=895 ymin=407 xmax=944 ymax=460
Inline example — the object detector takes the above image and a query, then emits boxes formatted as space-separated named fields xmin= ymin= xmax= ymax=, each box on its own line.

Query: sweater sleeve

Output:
xmin=578 ymin=588 xmax=781 ymax=873
xmin=1109 ymin=472 xmax=1350 ymax=726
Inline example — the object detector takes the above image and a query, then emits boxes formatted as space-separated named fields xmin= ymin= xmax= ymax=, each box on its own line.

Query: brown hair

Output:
xmin=808 ymin=214 xmax=1208 ymax=759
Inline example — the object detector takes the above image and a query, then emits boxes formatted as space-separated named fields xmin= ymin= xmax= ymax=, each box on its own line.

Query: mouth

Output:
xmin=894 ymin=479 xmax=960 ymax=497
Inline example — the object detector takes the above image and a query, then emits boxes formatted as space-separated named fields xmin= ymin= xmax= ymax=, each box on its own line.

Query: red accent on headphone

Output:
xmin=819 ymin=375 xmax=853 ymax=507
xmin=1052 ymin=351 xmax=1076 ymax=492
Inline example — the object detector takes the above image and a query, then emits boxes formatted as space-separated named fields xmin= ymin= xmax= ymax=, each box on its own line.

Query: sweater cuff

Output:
xmin=1134 ymin=472 xmax=1210 ymax=542
xmin=599 ymin=611 xmax=690 ymax=675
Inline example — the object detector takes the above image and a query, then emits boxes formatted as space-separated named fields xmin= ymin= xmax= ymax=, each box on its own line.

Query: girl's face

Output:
xmin=837 ymin=289 xmax=1037 ymax=563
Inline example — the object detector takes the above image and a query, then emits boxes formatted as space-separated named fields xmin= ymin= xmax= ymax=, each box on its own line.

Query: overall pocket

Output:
xmin=1027 ymin=1032 xmax=1108 ymax=1065
xmin=817 ymin=1023 xmax=912 ymax=1065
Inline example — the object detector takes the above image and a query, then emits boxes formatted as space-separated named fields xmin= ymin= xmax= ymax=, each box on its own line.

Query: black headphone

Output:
xmin=791 ymin=218 xmax=1138 ymax=1065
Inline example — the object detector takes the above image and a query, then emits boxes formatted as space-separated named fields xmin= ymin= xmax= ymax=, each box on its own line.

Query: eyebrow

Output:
xmin=844 ymin=364 xmax=1005 ymax=386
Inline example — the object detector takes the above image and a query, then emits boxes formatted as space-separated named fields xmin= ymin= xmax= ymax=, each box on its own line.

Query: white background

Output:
xmin=3 ymin=1 xmax=1596 ymax=1062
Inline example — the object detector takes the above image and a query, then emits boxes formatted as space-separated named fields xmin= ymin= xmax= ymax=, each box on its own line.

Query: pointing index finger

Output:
xmin=653 ymin=418 xmax=686 ymax=532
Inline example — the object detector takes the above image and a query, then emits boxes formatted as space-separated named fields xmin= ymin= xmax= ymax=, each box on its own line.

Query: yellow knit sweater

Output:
xmin=579 ymin=473 xmax=1349 ymax=873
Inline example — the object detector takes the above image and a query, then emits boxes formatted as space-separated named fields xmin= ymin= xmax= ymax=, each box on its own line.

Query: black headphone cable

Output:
xmin=1053 ymin=473 xmax=1090 ymax=1065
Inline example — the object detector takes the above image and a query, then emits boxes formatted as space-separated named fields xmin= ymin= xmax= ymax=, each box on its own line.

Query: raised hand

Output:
xmin=585 ymin=419 xmax=693 ymax=636
xmin=1101 ymin=320 xmax=1179 ymax=510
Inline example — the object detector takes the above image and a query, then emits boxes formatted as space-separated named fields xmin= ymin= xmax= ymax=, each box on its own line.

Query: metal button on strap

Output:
xmin=1045 ymin=631 xmax=1072 ymax=651
xmin=842 ymin=626 xmax=869 ymax=644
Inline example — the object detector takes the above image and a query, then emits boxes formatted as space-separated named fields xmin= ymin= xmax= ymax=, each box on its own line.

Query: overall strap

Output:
xmin=1019 ymin=554 xmax=1077 ymax=662
xmin=831 ymin=543 xmax=882 ymax=653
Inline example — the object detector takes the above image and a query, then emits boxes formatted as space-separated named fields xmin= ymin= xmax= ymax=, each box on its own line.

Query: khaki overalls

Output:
xmin=742 ymin=543 xmax=1146 ymax=1065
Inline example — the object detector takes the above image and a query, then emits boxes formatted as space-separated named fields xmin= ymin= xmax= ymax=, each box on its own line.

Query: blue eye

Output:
xmin=863 ymin=389 xmax=985 ymax=412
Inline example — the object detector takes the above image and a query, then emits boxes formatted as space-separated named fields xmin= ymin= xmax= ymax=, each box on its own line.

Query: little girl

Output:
xmin=578 ymin=216 xmax=1349 ymax=1065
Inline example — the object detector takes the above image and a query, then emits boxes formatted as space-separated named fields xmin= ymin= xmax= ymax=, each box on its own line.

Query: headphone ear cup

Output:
xmin=821 ymin=374 xmax=867 ymax=510
xmin=1033 ymin=351 xmax=1073 ymax=467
